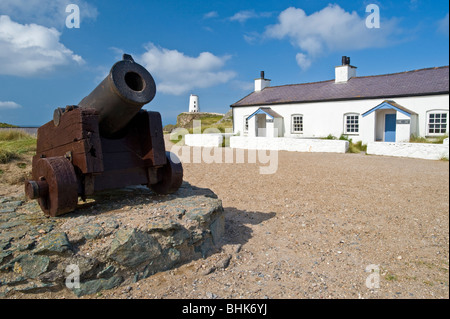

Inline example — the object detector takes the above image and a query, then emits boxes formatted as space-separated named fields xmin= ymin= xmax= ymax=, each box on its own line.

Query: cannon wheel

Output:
xmin=32 ymin=157 xmax=79 ymax=217
xmin=150 ymin=152 xmax=183 ymax=195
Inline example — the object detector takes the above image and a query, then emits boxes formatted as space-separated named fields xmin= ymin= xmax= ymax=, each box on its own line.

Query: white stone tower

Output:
xmin=189 ymin=94 xmax=200 ymax=112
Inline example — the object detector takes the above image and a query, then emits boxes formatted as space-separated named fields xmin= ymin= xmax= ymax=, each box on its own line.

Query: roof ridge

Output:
xmin=266 ymin=65 xmax=449 ymax=89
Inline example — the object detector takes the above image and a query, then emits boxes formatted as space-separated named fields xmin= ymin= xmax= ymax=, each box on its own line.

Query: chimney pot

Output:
xmin=342 ymin=56 xmax=351 ymax=65
xmin=261 ymin=71 xmax=265 ymax=79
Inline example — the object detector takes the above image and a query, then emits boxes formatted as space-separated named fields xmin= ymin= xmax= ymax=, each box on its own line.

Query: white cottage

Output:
xmin=231 ymin=57 xmax=449 ymax=144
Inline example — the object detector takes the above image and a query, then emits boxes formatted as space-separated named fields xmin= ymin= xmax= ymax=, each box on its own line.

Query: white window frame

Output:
xmin=291 ymin=114 xmax=303 ymax=133
xmin=426 ymin=110 xmax=448 ymax=136
xmin=343 ymin=113 xmax=360 ymax=135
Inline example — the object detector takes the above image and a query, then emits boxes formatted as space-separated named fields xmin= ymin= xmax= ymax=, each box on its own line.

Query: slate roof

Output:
xmin=231 ymin=66 xmax=449 ymax=107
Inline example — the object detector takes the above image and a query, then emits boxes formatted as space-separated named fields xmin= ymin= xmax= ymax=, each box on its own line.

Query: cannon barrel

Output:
xmin=78 ymin=54 xmax=156 ymax=136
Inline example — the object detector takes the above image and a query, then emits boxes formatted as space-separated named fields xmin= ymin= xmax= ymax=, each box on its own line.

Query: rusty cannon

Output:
xmin=24 ymin=54 xmax=183 ymax=217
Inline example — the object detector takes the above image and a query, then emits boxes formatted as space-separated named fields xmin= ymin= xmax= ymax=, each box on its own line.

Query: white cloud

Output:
xmin=0 ymin=101 xmax=22 ymax=109
xmin=0 ymin=15 xmax=84 ymax=76
xmin=139 ymin=43 xmax=236 ymax=95
xmin=0 ymin=0 xmax=98 ymax=28
xmin=438 ymin=12 xmax=449 ymax=35
xmin=230 ymin=80 xmax=254 ymax=92
xmin=229 ymin=10 xmax=272 ymax=23
xmin=264 ymin=5 xmax=399 ymax=69
xmin=295 ymin=53 xmax=312 ymax=70
xmin=204 ymin=11 xmax=219 ymax=19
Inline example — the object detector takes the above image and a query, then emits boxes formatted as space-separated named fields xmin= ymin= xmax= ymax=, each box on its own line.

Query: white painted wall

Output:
xmin=185 ymin=134 xmax=223 ymax=147
xmin=232 ymin=94 xmax=449 ymax=144
xmin=230 ymin=136 xmax=349 ymax=153
xmin=367 ymin=142 xmax=449 ymax=160
xmin=396 ymin=112 xmax=413 ymax=142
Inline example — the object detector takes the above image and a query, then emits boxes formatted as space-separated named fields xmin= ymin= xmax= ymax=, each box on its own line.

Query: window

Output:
xmin=427 ymin=111 xmax=448 ymax=135
xmin=291 ymin=114 xmax=303 ymax=133
xmin=243 ymin=115 xmax=249 ymax=133
xmin=344 ymin=113 xmax=359 ymax=134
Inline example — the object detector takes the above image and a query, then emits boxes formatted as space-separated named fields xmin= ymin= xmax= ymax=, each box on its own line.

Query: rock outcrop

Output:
xmin=0 ymin=182 xmax=224 ymax=297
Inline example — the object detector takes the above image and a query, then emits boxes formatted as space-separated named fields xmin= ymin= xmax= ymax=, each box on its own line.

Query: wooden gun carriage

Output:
xmin=25 ymin=54 xmax=183 ymax=217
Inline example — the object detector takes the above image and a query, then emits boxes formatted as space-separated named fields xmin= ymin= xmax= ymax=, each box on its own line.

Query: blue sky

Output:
xmin=0 ymin=0 xmax=448 ymax=127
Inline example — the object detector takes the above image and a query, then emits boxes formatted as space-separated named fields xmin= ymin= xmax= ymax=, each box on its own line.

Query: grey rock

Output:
xmin=0 ymin=220 xmax=26 ymax=230
xmin=217 ymin=254 xmax=232 ymax=269
xmin=0 ymin=183 xmax=225 ymax=297
xmin=0 ymin=208 xmax=16 ymax=214
xmin=72 ymin=276 xmax=124 ymax=297
xmin=34 ymin=232 xmax=72 ymax=255
xmin=76 ymin=223 xmax=104 ymax=240
xmin=0 ymin=250 xmax=12 ymax=263
xmin=1 ymin=226 xmax=28 ymax=241
xmin=97 ymin=265 xmax=116 ymax=279
xmin=4 ymin=254 xmax=50 ymax=279
xmin=108 ymin=228 xmax=162 ymax=268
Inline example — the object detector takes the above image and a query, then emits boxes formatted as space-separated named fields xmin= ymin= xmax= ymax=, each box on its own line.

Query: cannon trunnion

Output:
xmin=25 ymin=55 xmax=183 ymax=217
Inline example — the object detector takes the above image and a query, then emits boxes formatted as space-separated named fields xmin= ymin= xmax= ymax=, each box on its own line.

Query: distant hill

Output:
xmin=0 ymin=123 xmax=19 ymax=128
xmin=164 ymin=111 xmax=232 ymax=133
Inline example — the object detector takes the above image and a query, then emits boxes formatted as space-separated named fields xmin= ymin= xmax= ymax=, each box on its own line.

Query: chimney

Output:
xmin=335 ymin=56 xmax=357 ymax=83
xmin=255 ymin=71 xmax=271 ymax=91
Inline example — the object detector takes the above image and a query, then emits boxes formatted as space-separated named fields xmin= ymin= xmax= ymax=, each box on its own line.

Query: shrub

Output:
xmin=323 ymin=134 xmax=337 ymax=140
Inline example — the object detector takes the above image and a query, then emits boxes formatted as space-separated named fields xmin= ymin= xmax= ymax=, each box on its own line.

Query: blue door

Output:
xmin=385 ymin=114 xmax=396 ymax=142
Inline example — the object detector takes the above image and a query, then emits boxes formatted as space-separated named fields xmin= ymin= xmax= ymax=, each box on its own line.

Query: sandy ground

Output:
xmin=2 ymin=136 xmax=449 ymax=299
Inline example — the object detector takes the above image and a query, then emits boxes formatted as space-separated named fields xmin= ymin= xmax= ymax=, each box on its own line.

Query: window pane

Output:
xmin=428 ymin=113 xmax=448 ymax=134
xmin=292 ymin=115 xmax=303 ymax=132
xmin=345 ymin=114 xmax=359 ymax=133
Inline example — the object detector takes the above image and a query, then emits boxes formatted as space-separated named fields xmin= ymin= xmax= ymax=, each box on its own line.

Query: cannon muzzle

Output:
xmin=78 ymin=54 xmax=156 ymax=136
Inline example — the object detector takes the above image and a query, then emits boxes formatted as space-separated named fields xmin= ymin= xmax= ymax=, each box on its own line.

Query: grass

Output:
xmin=0 ymin=130 xmax=36 ymax=164
xmin=410 ymin=134 xmax=448 ymax=144
xmin=323 ymin=134 xmax=367 ymax=153
xmin=385 ymin=273 xmax=398 ymax=281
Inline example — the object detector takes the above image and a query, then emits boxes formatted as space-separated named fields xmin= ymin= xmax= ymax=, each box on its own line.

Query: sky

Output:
xmin=0 ymin=0 xmax=448 ymax=127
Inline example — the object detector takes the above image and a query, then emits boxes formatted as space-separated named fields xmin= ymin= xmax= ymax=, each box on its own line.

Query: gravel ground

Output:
xmin=3 ymin=137 xmax=449 ymax=299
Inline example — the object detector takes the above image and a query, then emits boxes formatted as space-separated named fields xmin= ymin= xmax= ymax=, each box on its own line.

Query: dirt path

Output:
xmin=4 ymin=137 xmax=449 ymax=299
